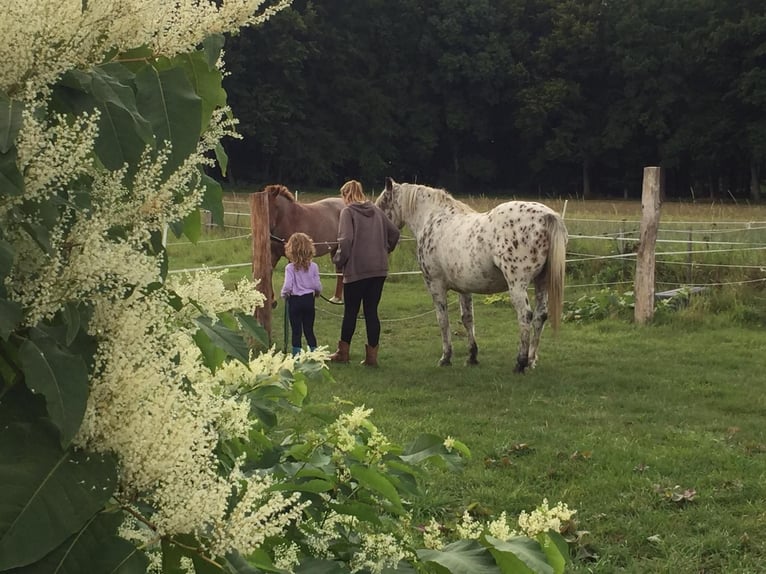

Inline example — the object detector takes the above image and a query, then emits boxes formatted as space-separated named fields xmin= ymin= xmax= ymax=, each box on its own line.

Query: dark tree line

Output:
xmin=223 ymin=0 xmax=766 ymax=200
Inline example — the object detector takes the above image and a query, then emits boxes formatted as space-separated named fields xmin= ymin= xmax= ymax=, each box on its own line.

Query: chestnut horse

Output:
xmin=376 ymin=178 xmax=568 ymax=373
xmin=263 ymin=184 xmax=345 ymax=304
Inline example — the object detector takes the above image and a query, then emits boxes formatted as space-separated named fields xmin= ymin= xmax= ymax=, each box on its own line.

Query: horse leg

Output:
xmin=332 ymin=266 xmax=344 ymax=303
xmin=459 ymin=293 xmax=478 ymax=365
xmin=528 ymin=277 xmax=549 ymax=369
xmin=508 ymin=282 xmax=533 ymax=373
xmin=429 ymin=286 xmax=453 ymax=366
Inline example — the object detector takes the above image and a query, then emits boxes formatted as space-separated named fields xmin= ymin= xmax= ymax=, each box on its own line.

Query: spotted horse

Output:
xmin=376 ymin=178 xmax=568 ymax=373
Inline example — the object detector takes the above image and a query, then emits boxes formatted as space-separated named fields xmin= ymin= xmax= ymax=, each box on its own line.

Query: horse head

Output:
xmin=261 ymin=184 xmax=294 ymax=232
xmin=376 ymin=177 xmax=406 ymax=229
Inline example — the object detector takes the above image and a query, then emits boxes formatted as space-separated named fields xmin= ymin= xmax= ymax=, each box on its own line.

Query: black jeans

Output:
xmin=340 ymin=276 xmax=386 ymax=347
xmin=287 ymin=293 xmax=317 ymax=348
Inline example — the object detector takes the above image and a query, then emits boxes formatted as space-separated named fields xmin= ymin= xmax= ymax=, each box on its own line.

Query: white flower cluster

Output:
xmin=433 ymin=499 xmax=576 ymax=550
xmin=516 ymin=498 xmax=576 ymax=538
xmin=0 ymin=0 xmax=290 ymax=99
xmin=73 ymin=271 xmax=314 ymax=550
xmin=349 ymin=532 xmax=410 ymax=574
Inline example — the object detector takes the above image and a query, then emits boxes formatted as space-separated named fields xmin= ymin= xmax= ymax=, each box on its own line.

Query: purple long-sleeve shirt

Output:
xmin=281 ymin=261 xmax=322 ymax=298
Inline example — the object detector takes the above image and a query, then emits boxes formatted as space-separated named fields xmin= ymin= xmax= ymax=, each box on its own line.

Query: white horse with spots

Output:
xmin=376 ymin=178 xmax=568 ymax=372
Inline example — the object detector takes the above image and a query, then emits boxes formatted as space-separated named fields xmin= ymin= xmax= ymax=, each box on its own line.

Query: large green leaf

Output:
xmin=0 ymin=148 xmax=24 ymax=197
xmin=182 ymin=208 xmax=202 ymax=243
xmin=193 ymin=315 xmax=249 ymax=365
xmin=484 ymin=536 xmax=553 ymax=574
xmin=87 ymin=65 xmax=154 ymax=170
xmin=18 ymin=329 xmax=89 ymax=448
xmin=135 ymin=65 xmax=202 ymax=175
xmin=348 ymin=464 xmax=404 ymax=514
xmin=0 ymin=421 xmax=117 ymax=569
xmin=400 ymin=434 xmax=448 ymax=464
xmin=0 ymin=92 xmax=23 ymax=153
xmin=175 ymin=51 xmax=227 ymax=130
xmin=200 ymin=172 xmax=224 ymax=226
xmin=12 ymin=512 xmax=148 ymax=574
xmin=417 ymin=540 xmax=501 ymax=574
xmin=0 ymin=299 xmax=22 ymax=340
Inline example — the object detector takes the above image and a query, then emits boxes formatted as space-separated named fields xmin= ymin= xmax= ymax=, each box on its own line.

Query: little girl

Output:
xmin=280 ymin=232 xmax=322 ymax=355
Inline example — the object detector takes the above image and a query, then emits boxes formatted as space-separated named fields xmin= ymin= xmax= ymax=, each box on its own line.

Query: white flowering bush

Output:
xmin=0 ymin=1 xmax=576 ymax=572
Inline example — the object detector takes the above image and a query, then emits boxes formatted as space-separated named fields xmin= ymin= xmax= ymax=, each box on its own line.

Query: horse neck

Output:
xmin=401 ymin=185 xmax=467 ymax=234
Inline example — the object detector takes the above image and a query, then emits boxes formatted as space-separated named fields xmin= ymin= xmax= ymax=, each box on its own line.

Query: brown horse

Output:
xmin=263 ymin=184 xmax=345 ymax=304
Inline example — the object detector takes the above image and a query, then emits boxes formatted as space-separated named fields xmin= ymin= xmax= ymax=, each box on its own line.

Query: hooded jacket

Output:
xmin=333 ymin=201 xmax=400 ymax=283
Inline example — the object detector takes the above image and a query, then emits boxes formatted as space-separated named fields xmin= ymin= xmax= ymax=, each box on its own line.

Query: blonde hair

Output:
xmin=284 ymin=232 xmax=315 ymax=270
xmin=340 ymin=179 xmax=366 ymax=203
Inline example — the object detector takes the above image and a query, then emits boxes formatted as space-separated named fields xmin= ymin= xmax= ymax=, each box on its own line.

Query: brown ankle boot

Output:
xmin=361 ymin=344 xmax=378 ymax=367
xmin=329 ymin=340 xmax=350 ymax=363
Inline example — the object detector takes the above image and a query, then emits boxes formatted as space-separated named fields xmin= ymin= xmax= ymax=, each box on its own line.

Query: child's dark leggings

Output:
xmin=340 ymin=276 xmax=386 ymax=347
xmin=287 ymin=293 xmax=317 ymax=348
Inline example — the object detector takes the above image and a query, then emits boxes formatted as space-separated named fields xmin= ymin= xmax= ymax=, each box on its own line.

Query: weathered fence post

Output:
xmin=250 ymin=192 xmax=273 ymax=343
xmin=634 ymin=167 xmax=662 ymax=324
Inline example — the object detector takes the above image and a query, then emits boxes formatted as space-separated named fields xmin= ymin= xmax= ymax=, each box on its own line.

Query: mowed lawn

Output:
xmin=169 ymin=191 xmax=766 ymax=573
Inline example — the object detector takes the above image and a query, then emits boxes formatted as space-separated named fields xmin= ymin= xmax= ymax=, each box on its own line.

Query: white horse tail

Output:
xmin=546 ymin=213 xmax=568 ymax=332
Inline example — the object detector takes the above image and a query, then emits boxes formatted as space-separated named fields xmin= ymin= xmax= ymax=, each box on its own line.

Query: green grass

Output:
xmin=166 ymin=191 xmax=766 ymax=573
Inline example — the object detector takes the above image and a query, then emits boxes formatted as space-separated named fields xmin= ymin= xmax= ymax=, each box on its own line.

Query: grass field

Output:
xmin=167 ymin=189 xmax=766 ymax=573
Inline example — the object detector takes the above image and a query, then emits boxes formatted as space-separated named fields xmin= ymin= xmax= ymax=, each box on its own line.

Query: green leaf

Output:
xmin=182 ymin=208 xmax=202 ymax=244
xmin=349 ymin=464 xmax=404 ymax=514
xmin=0 ymin=92 xmax=23 ymax=153
xmin=538 ymin=532 xmax=569 ymax=574
xmin=294 ymin=557 xmax=352 ymax=574
xmin=193 ymin=315 xmax=250 ymax=365
xmin=270 ymin=479 xmax=335 ymax=494
xmin=214 ymin=142 xmax=229 ymax=178
xmin=18 ymin=329 xmax=89 ymax=448
xmin=328 ymin=501 xmax=383 ymax=525
xmin=175 ymin=51 xmax=226 ymax=131
xmin=418 ymin=540 xmax=501 ymax=574
xmin=0 ymin=148 xmax=24 ymax=198
xmin=202 ymin=34 xmax=225 ymax=70
xmin=236 ymin=312 xmax=270 ymax=351
xmin=226 ymin=548 xmax=281 ymax=573
xmin=0 ymin=421 xmax=117 ymax=569
xmin=62 ymin=66 xmax=155 ymax=171
xmin=135 ymin=65 xmax=202 ymax=175
xmin=200 ymin=172 xmax=224 ymax=226
xmin=192 ymin=326 xmax=227 ymax=372
xmin=484 ymin=535 xmax=553 ymax=574
xmin=11 ymin=511 xmax=148 ymax=574
xmin=400 ymin=433 xmax=449 ymax=464
xmin=0 ymin=299 xmax=22 ymax=340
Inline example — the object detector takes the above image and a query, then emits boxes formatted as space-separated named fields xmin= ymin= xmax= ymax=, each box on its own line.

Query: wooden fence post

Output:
xmin=250 ymin=192 xmax=273 ymax=343
xmin=634 ymin=167 xmax=662 ymax=324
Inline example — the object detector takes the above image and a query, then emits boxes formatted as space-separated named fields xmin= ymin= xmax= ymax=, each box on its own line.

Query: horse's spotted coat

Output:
xmin=377 ymin=179 xmax=568 ymax=372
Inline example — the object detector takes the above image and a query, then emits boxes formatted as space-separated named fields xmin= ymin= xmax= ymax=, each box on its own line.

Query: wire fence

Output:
xmin=167 ymin=207 xmax=766 ymax=295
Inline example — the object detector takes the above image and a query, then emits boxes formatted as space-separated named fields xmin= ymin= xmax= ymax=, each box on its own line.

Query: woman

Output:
xmin=330 ymin=180 xmax=400 ymax=366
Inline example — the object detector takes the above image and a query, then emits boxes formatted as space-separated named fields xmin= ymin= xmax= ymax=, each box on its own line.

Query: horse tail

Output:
xmin=545 ymin=213 xmax=568 ymax=332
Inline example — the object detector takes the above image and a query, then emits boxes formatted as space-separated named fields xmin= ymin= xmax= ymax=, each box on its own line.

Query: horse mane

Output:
xmin=262 ymin=184 xmax=295 ymax=202
xmin=399 ymin=183 xmax=473 ymax=215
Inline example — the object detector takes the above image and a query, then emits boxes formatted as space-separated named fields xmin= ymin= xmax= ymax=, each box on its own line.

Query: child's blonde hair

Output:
xmin=285 ymin=232 xmax=316 ymax=270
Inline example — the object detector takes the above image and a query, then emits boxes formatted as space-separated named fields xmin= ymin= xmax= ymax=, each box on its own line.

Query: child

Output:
xmin=281 ymin=232 xmax=322 ymax=355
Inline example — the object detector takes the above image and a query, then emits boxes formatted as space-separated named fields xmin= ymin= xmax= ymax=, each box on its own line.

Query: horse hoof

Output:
xmin=466 ymin=358 xmax=479 ymax=366
xmin=514 ymin=363 xmax=527 ymax=374
xmin=271 ymin=300 xmax=278 ymax=309
xmin=438 ymin=358 xmax=452 ymax=367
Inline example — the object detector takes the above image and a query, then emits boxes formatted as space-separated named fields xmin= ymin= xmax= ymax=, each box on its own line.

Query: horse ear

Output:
xmin=385 ymin=177 xmax=395 ymax=191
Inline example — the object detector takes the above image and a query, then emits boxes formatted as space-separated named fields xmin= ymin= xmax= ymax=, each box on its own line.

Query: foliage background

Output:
xmin=223 ymin=0 xmax=766 ymax=200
